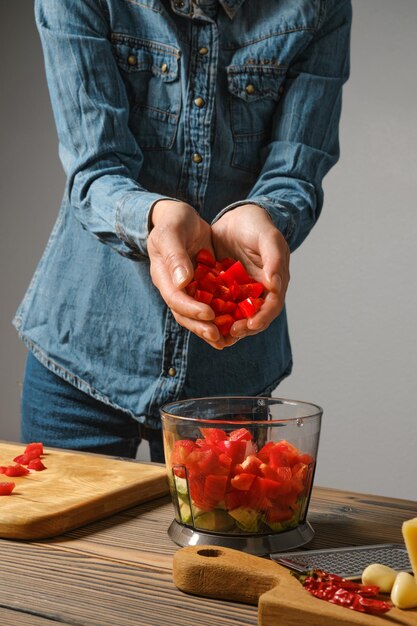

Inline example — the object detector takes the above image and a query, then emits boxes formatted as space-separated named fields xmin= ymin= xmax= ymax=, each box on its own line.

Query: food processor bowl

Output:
xmin=161 ymin=396 xmax=322 ymax=555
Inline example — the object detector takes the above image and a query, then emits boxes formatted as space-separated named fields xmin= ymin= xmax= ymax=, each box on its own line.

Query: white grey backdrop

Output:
xmin=1 ymin=1 xmax=416 ymax=499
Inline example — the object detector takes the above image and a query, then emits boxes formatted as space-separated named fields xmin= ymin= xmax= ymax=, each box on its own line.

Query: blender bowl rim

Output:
xmin=160 ymin=395 xmax=323 ymax=425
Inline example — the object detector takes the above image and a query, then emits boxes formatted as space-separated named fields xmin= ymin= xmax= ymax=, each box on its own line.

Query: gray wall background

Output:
xmin=1 ymin=2 xmax=416 ymax=499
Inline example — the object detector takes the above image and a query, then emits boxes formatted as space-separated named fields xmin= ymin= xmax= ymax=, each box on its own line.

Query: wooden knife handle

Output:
xmin=173 ymin=545 xmax=282 ymax=605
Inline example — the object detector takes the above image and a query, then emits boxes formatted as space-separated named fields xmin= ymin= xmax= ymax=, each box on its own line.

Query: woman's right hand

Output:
xmin=147 ymin=200 xmax=234 ymax=349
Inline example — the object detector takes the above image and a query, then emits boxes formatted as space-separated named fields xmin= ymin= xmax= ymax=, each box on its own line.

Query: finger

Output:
xmin=168 ymin=290 xmax=215 ymax=322
xmin=259 ymin=231 xmax=290 ymax=294
xmin=229 ymin=319 xmax=249 ymax=338
xmin=172 ymin=311 xmax=228 ymax=349
xmin=156 ymin=230 xmax=195 ymax=289
xmin=247 ymin=290 xmax=282 ymax=332
xmin=206 ymin=335 xmax=240 ymax=349
xmin=150 ymin=258 xmax=214 ymax=322
xmin=172 ymin=310 xmax=240 ymax=350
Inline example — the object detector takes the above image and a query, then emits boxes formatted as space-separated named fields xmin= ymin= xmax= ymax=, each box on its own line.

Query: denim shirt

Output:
xmin=14 ymin=0 xmax=351 ymax=429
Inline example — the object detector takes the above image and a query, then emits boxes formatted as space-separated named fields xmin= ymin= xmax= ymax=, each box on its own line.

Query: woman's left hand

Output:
xmin=212 ymin=204 xmax=290 ymax=339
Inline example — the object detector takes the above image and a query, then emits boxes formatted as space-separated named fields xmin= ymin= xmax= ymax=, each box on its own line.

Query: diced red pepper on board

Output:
xmin=0 ymin=482 xmax=15 ymax=496
xmin=13 ymin=453 xmax=31 ymax=465
xmin=27 ymin=458 xmax=47 ymax=471
xmin=4 ymin=464 xmax=30 ymax=477
xmin=0 ymin=442 xmax=47 ymax=491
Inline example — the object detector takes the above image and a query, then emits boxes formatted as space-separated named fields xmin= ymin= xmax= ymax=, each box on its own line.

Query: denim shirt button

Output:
xmin=127 ymin=55 xmax=137 ymax=66
xmin=194 ymin=97 xmax=205 ymax=108
xmin=168 ymin=367 xmax=177 ymax=377
xmin=198 ymin=47 xmax=209 ymax=56
xmin=192 ymin=152 xmax=203 ymax=163
xmin=161 ymin=63 xmax=168 ymax=74
xmin=245 ymin=83 xmax=256 ymax=95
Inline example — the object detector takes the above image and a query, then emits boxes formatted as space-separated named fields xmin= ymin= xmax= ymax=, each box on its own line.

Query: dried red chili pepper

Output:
xmin=331 ymin=588 xmax=392 ymax=614
xmin=298 ymin=569 xmax=392 ymax=615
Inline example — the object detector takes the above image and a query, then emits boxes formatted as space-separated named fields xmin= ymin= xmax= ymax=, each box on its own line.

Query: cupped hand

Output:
xmin=147 ymin=200 xmax=233 ymax=349
xmin=211 ymin=204 xmax=290 ymax=339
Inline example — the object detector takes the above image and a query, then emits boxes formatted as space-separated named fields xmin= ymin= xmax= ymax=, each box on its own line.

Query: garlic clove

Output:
xmin=361 ymin=563 xmax=397 ymax=593
xmin=391 ymin=572 xmax=417 ymax=609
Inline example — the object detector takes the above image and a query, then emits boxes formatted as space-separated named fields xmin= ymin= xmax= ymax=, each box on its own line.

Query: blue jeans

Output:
xmin=21 ymin=351 xmax=165 ymax=462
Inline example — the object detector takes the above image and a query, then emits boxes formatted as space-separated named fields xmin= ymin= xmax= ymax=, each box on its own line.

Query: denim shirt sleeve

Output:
xmin=35 ymin=0 xmax=175 ymax=258
xmin=214 ymin=0 xmax=352 ymax=253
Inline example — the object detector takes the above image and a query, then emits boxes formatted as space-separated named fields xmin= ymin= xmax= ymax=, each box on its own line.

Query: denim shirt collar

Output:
xmin=218 ymin=0 xmax=246 ymax=20
xmin=172 ymin=0 xmax=246 ymax=20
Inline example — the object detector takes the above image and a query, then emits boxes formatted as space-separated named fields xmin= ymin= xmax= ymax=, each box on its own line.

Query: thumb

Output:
xmin=258 ymin=230 xmax=288 ymax=294
xmin=161 ymin=234 xmax=194 ymax=288
xmin=264 ymin=272 xmax=283 ymax=294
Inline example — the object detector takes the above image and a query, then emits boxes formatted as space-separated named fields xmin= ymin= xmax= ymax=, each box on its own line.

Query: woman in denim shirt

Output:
xmin=14 ymin=0 xmax=351 ymax=461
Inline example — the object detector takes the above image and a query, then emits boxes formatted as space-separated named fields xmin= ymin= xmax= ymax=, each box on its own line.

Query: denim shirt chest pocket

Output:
xmin=227 ymin=63 xmax=286 ymax=173
xmin=111 ymin=34 xmax=181 ymax=150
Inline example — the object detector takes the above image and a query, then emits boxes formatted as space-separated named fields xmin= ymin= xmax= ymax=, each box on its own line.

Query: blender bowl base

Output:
xmin=168 ymin=519 xmax=315 ymax=555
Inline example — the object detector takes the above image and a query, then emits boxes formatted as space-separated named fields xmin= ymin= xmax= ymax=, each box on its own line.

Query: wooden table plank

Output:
xmin=307 ymin=486 xmax=417 ymax=549
xmin=0 ymin=486 xmax=415 ymax=626
xmin=31 ymin=488 xmax=417 ymax=566
xmin=0 ymin=540 xmax=257 ymax=626
xmin=32 ymin=496 xmax=178 ymax=566
xmin=0 ymin=608 xmax=71 ymax=626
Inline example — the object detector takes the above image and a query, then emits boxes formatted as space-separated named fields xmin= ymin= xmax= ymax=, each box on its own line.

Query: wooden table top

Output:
xmin=0 ymin=479 xmax=416 ymax=626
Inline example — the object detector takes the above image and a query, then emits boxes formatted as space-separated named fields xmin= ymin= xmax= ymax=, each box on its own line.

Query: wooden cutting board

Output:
xmin=0 ymin=442 xmax=169 ymax=539
xmin=173 ymin=545 xmax=417 ymax=626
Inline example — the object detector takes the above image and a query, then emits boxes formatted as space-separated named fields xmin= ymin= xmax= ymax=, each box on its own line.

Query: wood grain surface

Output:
xmin=0 ymin=442 xmax=169 ymax=539
xmin=0 ymin=608 xmax=71 ymax=626
xmin=0 ymin=476 xmax=416 ymax=626
xmin=174 ymin=545 xmax=417 ymax=626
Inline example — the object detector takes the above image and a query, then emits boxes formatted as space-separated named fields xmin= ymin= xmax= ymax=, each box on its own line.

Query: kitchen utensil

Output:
xmin=161 ymin=396 xmax=322 ymax=554
xmin=173 ymin=545 xmax=417 ymax=625
xmin=272 ymin=544 xmax=412 ymax=579
xmin=0 ymin=442 xmax=169 ymax=539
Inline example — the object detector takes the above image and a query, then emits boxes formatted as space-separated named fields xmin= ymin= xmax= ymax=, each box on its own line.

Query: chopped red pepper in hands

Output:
xmin=298 ymin=569 xmax=392 ymax=615
xmin=237 ymin=297 xmax=263 ymax=319
xmin=196 ymin=248 xmax=216 ymax=267
xmin=186 ymin=249 xmax=267 ymax=337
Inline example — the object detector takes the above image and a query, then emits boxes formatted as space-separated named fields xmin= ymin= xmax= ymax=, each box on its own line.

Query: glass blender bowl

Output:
xmin=161 ymin=396 xmax=322 ymax=555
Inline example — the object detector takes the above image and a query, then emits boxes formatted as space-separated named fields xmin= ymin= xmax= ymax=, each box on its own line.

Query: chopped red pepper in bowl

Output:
xmin=161 ymin=397 xmax=322 ymax=537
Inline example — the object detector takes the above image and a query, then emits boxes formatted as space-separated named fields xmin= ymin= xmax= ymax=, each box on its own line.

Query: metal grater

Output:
xmin=271 ymin=544 xmax=412 ymax=579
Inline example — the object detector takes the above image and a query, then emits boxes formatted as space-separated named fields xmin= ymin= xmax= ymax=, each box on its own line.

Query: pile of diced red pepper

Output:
xmin=186 ymin=249 xmax=266 ymax=336
xmin=0 ymin=442 xmax=46 ymax=495
xmin=170 ymin=427 xmax=313 ymax=525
